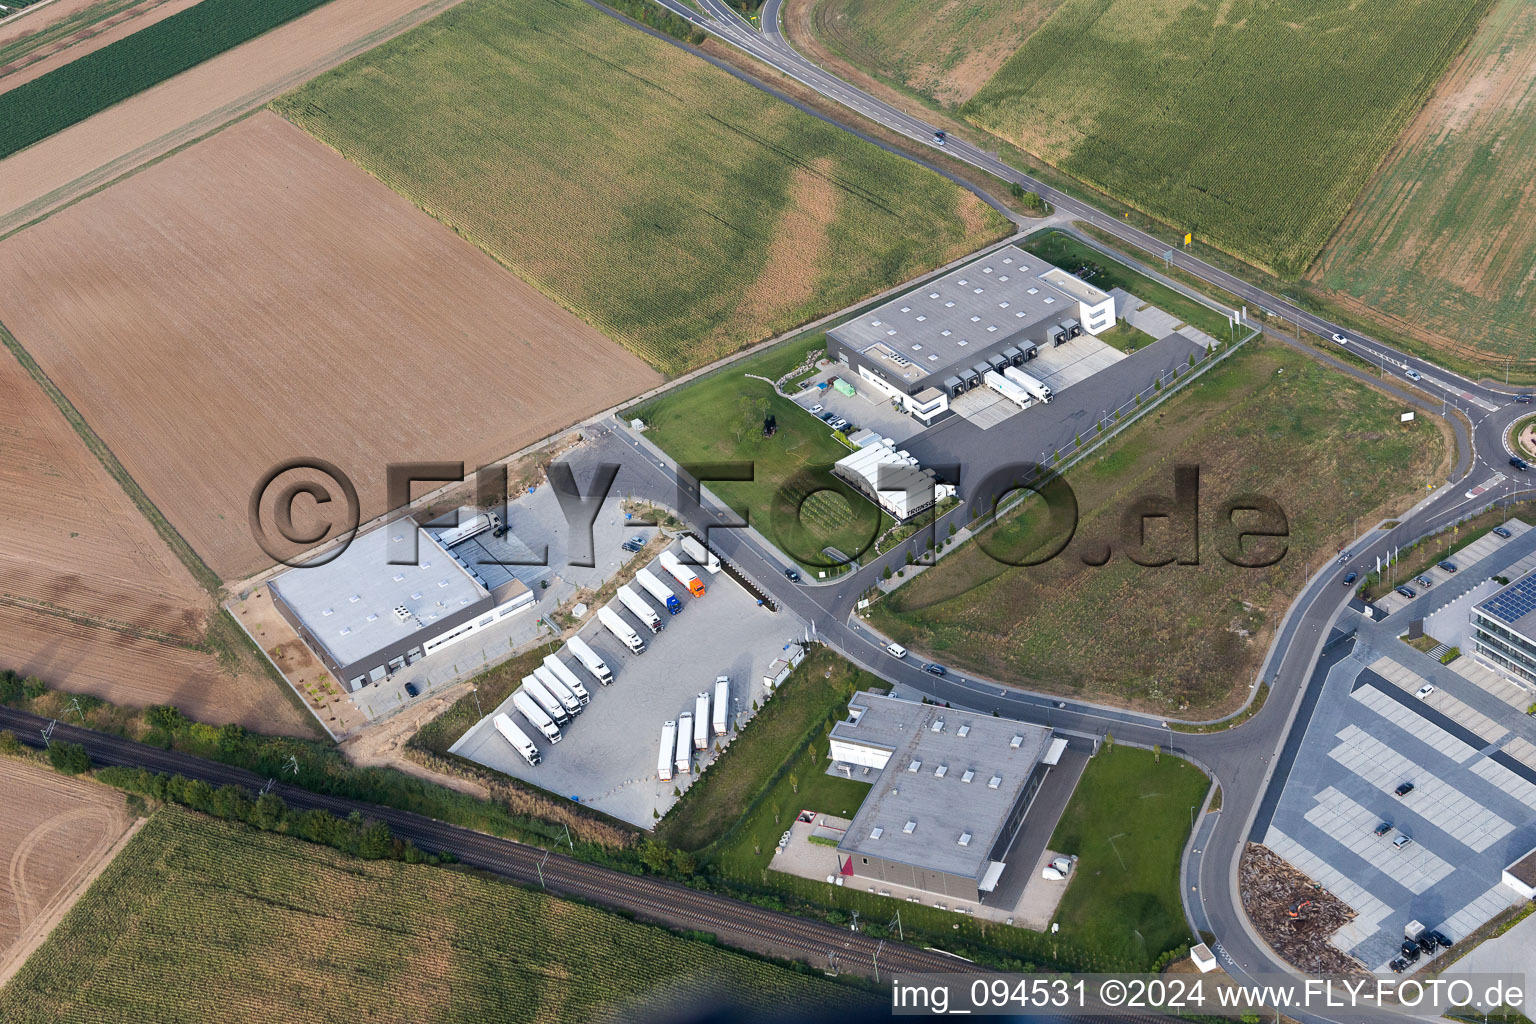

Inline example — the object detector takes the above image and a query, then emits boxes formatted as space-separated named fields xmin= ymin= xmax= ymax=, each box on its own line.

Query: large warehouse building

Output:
xmin=826 ymin=245 xmax=1115 ymax=423
xmin=269 ymin=513 xmax=534 ymax=691
xmin=833 ymin=438 xmax=955 ymax=522
xmin=828 ymin=691 xmax=1064 ymax=901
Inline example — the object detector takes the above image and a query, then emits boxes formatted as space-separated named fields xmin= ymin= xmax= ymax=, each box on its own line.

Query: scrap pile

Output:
xmin=1239 ymin=843 xmax=1361 ymax=974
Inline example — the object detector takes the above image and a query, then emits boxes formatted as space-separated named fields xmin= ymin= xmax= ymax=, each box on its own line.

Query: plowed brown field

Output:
xmin=0 ymin=760 xmax=132 ymax=972
xmin=0 ymin=112 xmax=660 ymax=579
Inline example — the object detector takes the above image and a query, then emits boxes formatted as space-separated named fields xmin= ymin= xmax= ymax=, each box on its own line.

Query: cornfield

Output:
xmin=0 ymin=809 xmax=870 ymax=1023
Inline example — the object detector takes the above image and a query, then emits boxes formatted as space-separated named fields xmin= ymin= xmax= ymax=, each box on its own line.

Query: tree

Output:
xmin=48 ymin=740 xmax=90 ymax=775
xmin=672 ymin=849 xmax=698 ymax=876
xmin=789 ymin=773 xmax=799 ymax=795
xmin=638 ymin=840 xmax=672 ymax=874
xmin=1103 ymin=730 xmax=1115 ymax=753
xmin=1188 ymin=352 xmax=1197 ymax=368
xmin=1152 ymin=743 xmax=1161 ymax=763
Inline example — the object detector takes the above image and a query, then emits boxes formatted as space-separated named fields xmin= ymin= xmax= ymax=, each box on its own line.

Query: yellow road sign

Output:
xmin=1183 ymin=232 xmax=1192 ymax=246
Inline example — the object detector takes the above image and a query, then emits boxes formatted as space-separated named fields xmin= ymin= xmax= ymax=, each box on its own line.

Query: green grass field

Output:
xmin=272 ymin=0 xmax=1007 ymax=376
xmin=962 ymin=0 xmax=1491 ymax=277
xmin=629 ymin=335 xmax=891 ymax=567
xmin=869 ymin=340 xmax=1445 ymax=713
xmin=1048 ymin=747 xmax=1208 ymax=965
xmin=0 ymin=808 xmax=872 ymax=1022
xmin=1309 ymin=0 xmax=1536 ymax=372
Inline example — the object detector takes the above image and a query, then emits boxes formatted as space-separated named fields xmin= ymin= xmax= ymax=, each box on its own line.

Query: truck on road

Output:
xmin=598 ymin=604 xmax=647 ymax=654
xmin=681 ymin=536 xmax=722 ymax=574
xmin=533 ymin=665 xmax=582 ymax=717
xmin=617 ymin=584 xmax=663 ymax=634
xmin=712 ymin=676 xmax=730 ymax=736
xmin=660 ymin=550 xmax=706 ymax=597
xmin=675 ymin=712 xmax=694 ymax=774
xmin=1003 ymin=365 xmax=1053 ymax=404
xmin=521 ymin=675 xmax=570 ymax=725
xmin=658 ymin=721 xmax=677 ymax=782
xmin=635 ymin=568 xmax=682 ymax=614
xmin=694 ymin=691 xmax=710 ymax=751
xmin=511 ymin=690 xmax=561 ymax=743
xmin=565 ymin=636 xmax=613 ymax=686
xmin=493 ymin=713 xmax=541 ymax=766
xmin=542 ymin=655 xmax=590 ymax=704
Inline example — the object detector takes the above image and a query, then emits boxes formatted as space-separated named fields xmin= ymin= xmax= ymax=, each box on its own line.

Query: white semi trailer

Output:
xmin=984 ymin=370 xmax=1035 ymax=410
xmin=521 ymin=675 xmax=570 ymax=725
xmin=681 ymin=535 xmax=722 ymax=574
xmin=659 ymin=550 xmax=705 ymax=597
xmin=657 ymin=721 xmax=677 ymax=781
xmin=712 ymin=676 xmax=730 ymax=736
xmin=635 ymin=568 xmax=682 ymax=614
xmin=566 ymin=636 xmax=613 ymax=686
xmin=533 ymin=665 xmax=582 ymax=717
xmin=693 ymin=692 xmax=710 ymax=751
xmin=616 ymin=584 xmax=663 ymax=634
xmin=542 ymin=655 xmax=590 ymax=704
xmin=1003 ymin=365 xmax=1053 ymax=403
xmin=493 ymin=713 xmax=541 ymax=766
xmin=511 ymin=690 xmax=561 ymax=743
xmin=675 ymin=712 xmax=694 ymax=774
xmin=598 ymin=604 xmax=646 ymax=654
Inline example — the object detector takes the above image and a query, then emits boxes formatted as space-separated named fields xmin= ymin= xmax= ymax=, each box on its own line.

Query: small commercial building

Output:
xmin=1470 ymin=570 xmax=1536 ymax=690
xmin=826 ymin=245 xmax=1114 ymax=423
xmin=269 ymin=520 xmax=534 ymax=692
xmin=829 ymin=691 xmax=1061 ymax=901
xmin=833 ymin=439 xmax=955 ymax=523
xmin=1503 ymin=845 xmax=1536 ymax=900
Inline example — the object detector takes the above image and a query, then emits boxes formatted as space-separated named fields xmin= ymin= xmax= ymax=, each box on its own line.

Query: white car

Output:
xmin=1405 ymin=368 xmax=1422 ymax=381
xmin=1331 ymin=333 xmax=1348 ymax=345
xmin=1416 ymin=684 xmax=1435 ymax=700
xmin=886 ymin=642 xmax=908 ymax=659
xmin=808 ymin=403 xmax=823 ymax=415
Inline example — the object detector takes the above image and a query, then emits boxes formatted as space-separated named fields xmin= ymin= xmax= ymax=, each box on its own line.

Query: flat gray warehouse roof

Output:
xmin=833 ymin=691 xmax=1052 ymax=880
xmin=828 ymin=246 xmax=1094 ymax=384
xmin=269 ymin=524 xmax=488 ymax=667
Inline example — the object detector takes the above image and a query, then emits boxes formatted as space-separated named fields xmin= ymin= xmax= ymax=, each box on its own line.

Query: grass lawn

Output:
xmin=963 ymin=0 xmax=1490 ymax=277
xmin=630 ymin=337 xmax=892 ymax=568
xmin=0 ymin=808 xmax=871 ymax=1022
xmin=869 ymin=338 xmax=1447 ymax=714
xmin=272 ymin=0 xmax=1007 ymax=376
xmin=1094 ymin=320 xmax=1158 ymax=354
xmin=1048 ymin=747 xmax=1208 ymax=967
xmin=1021 ymin=230 xmax=1235 ymax=341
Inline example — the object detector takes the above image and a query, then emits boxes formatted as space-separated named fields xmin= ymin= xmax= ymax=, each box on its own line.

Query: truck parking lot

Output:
xmin=451 ymin=543 xmax=805 ymax=826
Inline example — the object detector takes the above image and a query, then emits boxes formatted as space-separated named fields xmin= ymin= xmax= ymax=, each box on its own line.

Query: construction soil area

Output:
xmin=0 ymin=760 xmax=135 ymax=981
xmin=1241 ymin=843 xmax=1362 ymax=975
xmin=0 ymin=112 xmax=660 ymax=580
xmin=0 ymin=0 xmax=469 ymax=234
xmin=0 ymin=0 xmax=203 ymax=95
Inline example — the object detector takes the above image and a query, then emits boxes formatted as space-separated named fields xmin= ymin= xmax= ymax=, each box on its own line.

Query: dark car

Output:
xmin=783 ymin=568 xmax=801 ymax=583
xmin=924 ymin=663 xmax=947 ymax=677
xmin=1416 ymin=934 xmax=1437 ymax=954
xmin=1389 ymin=958 xmax=1408 ymax=974
xmin=1396 ymin=585 xmax=1417 ymax=598
xmin=404 ymin=682 xmax=420 ymax=698
xmin=1395 ymin=781 xmax=1415 ymax=797
xmin=1429 ymin=931 xmax=1453 ymax=949
xmin=1415 ymin=575 xmax=1433 ymax=588
xmin=819 ymin=411 xmax=835 ymax=422
xmin=1511 ymin=456 xmax=1530 ymax=472
xmin=1518 ymin=394 xmax=1533 ymax=404
xmin=1374 ymin=821 xmax=1393 ymax=837
xmin=1400 ymin=942 xmax=1420 ymax=963
xmin=1438 ymin=561 xmax=1458 ymax=573
xmin=1495 ymin=526 xmax=1514 ymax=539
xmin=1342 ymin=571 xmax=1358 ymax=587
xmin=621 ymin=539 xmax=643 ymax=553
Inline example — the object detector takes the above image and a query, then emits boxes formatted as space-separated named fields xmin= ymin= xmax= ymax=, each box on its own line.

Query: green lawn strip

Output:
xmin=1169 ymin=683 xmax=1269 ymax=734
xmin=1047 ymin=746 xmax=1209 ymax=967
xmin=1020 ymin=230 xmax=1235 ymax=341
xmin=1094 ymin=320 xmax=1158 ymax=353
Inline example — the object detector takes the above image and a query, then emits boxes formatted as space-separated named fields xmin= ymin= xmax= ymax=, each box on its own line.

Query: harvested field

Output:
xmin=1241 ymin=843 xmax=1362 ymax=975
xmin=0 ymin=0 xmax=466 ymax=234
xmin=1311 ymin=0 xmax=1536 ymax=373
xmin=0 ymin=759 xmax=132 ymax=970
xmin=0 ymin=0 xmax=201 ymax=96
xmin=0 ymin=112 xmax=660 ymax=579
xmin=273 ymin=0 xmax=1008 ymax=375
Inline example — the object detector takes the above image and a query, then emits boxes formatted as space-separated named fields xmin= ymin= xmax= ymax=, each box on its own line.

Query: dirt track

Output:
xmin=0 ymin=112 xmax=661 ymax=579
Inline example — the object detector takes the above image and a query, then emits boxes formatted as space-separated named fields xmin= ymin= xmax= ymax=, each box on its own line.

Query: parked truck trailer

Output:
xmin=681 ymin=535 xmax=722 ymax=574
xmin=984 ymin=370 xmax=1034 ymax=410
xmin=598 ymin=604 xmax=646 ymax=654
xmin=542 ymin=655 xmax=590 ymax=704
xmin=657 ymin=720 xmax=677 ymax=782
xmin=565 ymin=636 xmax=612 ymax=686
xmin=693 ymin=691 xmax=710 ymax=751
xmin=616 ymin=584 xmax=663 ymax=634
xmin=493 ymin=713 xmax=541 ymax=766
xmin=511 ymin=690 xmax=561 ymax=743
xmin=659 ymin=550 xmax=706 ymax=597
xmin=521 ymin=675 xmax=570 ymax=725
xmin=675 ymin=712 xmax=694 ymax=774
xmin=712 ymin=676 xmax=729 ymax=736
xmin=635 ymin=567 xmax=682 ymax=614
xmin=533 ymin=665 xmax=582 ymax=717
xmin=1002 ymin=365 xmax=1053 ymax=403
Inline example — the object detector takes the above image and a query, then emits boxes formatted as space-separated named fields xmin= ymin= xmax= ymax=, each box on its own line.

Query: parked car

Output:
xmin=923 ymin=663 xmax=947 ymax=677
xmin=1416 ymin=684 xmax=1436 ymax=700
xmin=1495 ymin=526 xmax=1514 ymax=539
xmin=819 ymin=411 xmax=835 ymax=422
xmin=1438 ymin=561 xmax=1458 ymax=573
xmin=783 ymin=568 xmax=801 ymax=583
xmin=1415 ymin=575 xmax=1433 ymax=588
xmin=1416 ymin=934 xmax=1437 ymax=954
xmin=1510 ymin=456 xmax=1529 ymax=471
xmin=1394 ymin=835 xmax=1413 ymax=849
xmin=1405 ymin=368 xmax=1422 ymax=381
xmin=1518 ymin=394 xmax=1533 ymax=404
xmin=1342 ymin=571 xmax=1358 ymax=587
xmin=1396 ymin=585 xmax=1417 ymax=598
xmin=404 ymin=682 xmax=420 ymax=698
xmin=1374 ymin=821 xmax=1393 ymax=837
xmin=1331 ymin=333 xmax=1349 ymax=345
xmin=831 ymin=417 xmax=849 ymax=430
xmin=1429 ymin=931 xmax=1453 ymax=949
xmin=1395 ymin=781 xmax=1415 ymax=797
xmin=621 ymin=539 xmax=644 ymax=553
xmin=808 ymin=403 xmax=823 ymax=415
